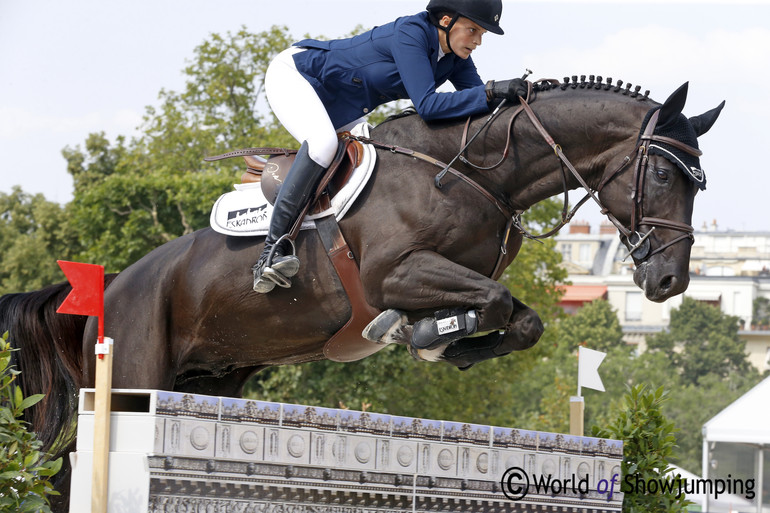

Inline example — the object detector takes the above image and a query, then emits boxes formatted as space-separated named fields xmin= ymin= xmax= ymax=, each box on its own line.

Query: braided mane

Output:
xmin=533 ymin=75 xmax=654 ymax=102
xmin=380 ymin=75 xmax=655 ymax=125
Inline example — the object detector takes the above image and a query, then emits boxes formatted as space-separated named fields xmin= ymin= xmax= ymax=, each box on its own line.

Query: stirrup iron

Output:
xmin=253 ymin=235 xmax=299 ymax=292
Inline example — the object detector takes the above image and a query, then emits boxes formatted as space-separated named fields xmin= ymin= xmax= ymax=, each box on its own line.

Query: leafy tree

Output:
xmin=63 ymin=28 xmax=298 ymax=272
xmin=0 ymin=333 xmax=62 ymax=512
xmin=558 ymin=299 xmax=625 ymax=354
xmin=646 ymin=297 xmax=751 ymax=386
xmin=513 ymin=299 xmax=628 ymax=433
xmin=597 ymin=298 xmax=760 ymax=473
xmin=0 ymin=188 xmax=76 ymax=294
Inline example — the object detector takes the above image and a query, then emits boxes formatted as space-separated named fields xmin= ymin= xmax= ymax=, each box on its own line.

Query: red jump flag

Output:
xmin=57 ymin=261 xmax=104 ymax=316
xmin=57 ymin=260 xmax=105 ymax=346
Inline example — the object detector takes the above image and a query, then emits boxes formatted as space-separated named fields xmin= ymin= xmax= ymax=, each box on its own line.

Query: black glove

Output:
xmin=485 ymin=79 xmax=528 ymax=102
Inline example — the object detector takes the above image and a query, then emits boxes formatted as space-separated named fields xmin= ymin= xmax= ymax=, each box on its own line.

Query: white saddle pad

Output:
xmin=210 ymin=123 xmax=376 ymax=237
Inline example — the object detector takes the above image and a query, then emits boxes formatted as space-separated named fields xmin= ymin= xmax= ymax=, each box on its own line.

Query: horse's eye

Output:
xmin=654 ymin=168 xmax=669 ymax=181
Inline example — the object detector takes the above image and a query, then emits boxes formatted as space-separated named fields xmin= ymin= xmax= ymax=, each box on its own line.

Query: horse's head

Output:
xmin=598 ymin=83 xmax=725 ymax=302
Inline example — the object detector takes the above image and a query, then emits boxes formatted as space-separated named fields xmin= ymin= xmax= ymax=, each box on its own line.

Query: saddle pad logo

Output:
xmin=436 ymin=316 xmax=460 ymax=335
xmin=226 ymin=205 xmax=268 ymax=229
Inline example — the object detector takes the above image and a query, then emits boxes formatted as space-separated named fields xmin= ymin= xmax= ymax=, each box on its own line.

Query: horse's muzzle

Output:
xmin=633 ymin=260 xmax=690 ymax=302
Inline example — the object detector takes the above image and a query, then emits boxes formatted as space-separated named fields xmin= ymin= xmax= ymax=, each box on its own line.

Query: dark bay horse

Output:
xmin=1 ymin=78 xmax=723 ymax=507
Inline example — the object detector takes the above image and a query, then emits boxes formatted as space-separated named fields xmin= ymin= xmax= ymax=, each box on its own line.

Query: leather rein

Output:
xmin=347 ymin=80 xmax=698 ymax=265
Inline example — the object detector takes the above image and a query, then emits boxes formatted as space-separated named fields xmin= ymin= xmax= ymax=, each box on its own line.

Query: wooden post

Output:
xmin=570 ymin=396 xmax=585 ymax=437
xmin=92 ymin=337 xmax=113 ymax=513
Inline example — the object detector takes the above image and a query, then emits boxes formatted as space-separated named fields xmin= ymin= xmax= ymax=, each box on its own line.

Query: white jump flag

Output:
xmin=578 ymin=346 xmax=606 ymax=394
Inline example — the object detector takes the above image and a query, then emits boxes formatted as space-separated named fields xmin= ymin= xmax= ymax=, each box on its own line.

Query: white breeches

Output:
xmin=265 ymin=47 xmax=363 ymax=168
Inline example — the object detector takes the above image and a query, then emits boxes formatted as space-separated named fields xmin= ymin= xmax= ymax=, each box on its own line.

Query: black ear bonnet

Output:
xmin=639 ymin=108 xmax=706 ymax=190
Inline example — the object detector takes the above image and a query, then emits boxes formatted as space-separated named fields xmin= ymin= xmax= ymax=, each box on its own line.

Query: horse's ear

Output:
xmin=658 ymin=82 xmax=689 ymax=127
xmin=690 ymin=100 xmax=726 ymax=137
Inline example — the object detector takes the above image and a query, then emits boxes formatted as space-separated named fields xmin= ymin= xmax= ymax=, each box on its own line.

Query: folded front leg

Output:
xmin=361 ymin=249 xmax=515 ymax=360
xmin=442 ymin=296 xmax=544 ymax=369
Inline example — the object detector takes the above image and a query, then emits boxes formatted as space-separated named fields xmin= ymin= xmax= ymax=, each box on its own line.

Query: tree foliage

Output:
xmin=0 ymin=333 xmax=61 ymax=512
xmin=646 ymin=297 xmax=751 ymax=386
xmin=0 ymin=188 xmax=76 ymax=294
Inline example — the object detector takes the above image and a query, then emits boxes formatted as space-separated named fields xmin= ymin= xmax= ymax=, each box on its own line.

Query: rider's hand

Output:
xmin=485 ymin=79 xmax=528 ymax=102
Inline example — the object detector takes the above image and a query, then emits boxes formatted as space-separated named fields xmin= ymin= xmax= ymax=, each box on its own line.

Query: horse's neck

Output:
xmin=372 ymin=91 xmax=653 ymax=210
xmin=499 ymin=91 xmax=652 ymax=209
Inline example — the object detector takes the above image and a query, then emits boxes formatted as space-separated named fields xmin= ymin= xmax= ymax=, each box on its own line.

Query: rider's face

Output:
xmin=439 ymin=16 xmax=486 ymax=59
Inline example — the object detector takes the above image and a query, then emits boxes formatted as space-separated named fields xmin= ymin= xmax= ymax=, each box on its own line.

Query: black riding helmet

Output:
xmin=427 ymin=0 xmax=504 ymax=36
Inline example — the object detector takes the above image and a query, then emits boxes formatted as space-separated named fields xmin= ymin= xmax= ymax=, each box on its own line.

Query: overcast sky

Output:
xmin=1 ymin=0 xmax=768 ymax=232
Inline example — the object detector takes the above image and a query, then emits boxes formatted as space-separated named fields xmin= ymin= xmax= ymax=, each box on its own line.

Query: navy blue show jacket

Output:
xmin=291 ymin=11 xmax=490 ymax=129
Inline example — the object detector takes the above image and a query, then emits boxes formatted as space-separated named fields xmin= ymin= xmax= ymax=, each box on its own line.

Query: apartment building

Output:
xmin=554 ymin=220 xmax=770 ymax=372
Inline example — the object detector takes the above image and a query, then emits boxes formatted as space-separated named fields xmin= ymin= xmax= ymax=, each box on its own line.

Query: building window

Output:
xmin=560 ymin=243 xmax=572 ymax=262
xmin=625 ymin=292 xmax=642 ymax=321
xmin=579 ymin=244 xmax=591 ymax=264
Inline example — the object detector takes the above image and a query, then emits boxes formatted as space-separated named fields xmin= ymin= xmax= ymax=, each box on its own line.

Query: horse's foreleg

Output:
xmin=441 ymin=297 xmax=544 ymax=369
xmin=375 ymin=249 xmax=515 ymax=331
xmin=363 ymin=250 xmax=515 ymax=358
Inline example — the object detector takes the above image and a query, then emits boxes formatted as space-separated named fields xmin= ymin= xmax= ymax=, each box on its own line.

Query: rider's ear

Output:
xmin=689 ymin=100 xmax=726 ymax=137
xmin=658 ymin=82 xmax=689 ymax=128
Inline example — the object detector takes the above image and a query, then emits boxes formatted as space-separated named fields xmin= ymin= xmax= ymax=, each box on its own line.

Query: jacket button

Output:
xmin=363 ymin=108 xmax=369 ymax=113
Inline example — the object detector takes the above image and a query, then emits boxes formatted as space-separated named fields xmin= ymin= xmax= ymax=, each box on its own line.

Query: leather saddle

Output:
xmin=241 ymin=136 xmax=365 ymax=215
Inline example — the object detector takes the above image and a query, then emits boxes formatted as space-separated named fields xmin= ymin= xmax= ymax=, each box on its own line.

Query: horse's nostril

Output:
xmin=660 ymin=275 xmax=675 ymax=292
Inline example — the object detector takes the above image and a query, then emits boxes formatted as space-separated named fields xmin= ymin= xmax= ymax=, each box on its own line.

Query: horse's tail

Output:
xmin=0 ymin=274 xmax=117 ymax=455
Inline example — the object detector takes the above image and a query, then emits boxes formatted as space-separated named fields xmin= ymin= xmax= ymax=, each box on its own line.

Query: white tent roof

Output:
xmin=703 ymin=376 xmax=770 ymax=444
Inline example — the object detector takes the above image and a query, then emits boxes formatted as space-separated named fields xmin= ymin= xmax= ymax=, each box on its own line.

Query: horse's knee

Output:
xmin=477 ymin=282 xmax=514 ymax=331
xmin=502 ymin=307 xmax=544 ymax=351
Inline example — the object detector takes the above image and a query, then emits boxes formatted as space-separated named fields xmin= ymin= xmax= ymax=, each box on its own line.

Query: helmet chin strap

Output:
xmin=439 ymin=13 xmax=460 ymax=55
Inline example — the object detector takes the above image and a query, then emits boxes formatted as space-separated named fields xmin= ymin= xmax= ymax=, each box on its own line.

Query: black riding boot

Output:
xmin=253 ymin=141 xmax=326 ymax=293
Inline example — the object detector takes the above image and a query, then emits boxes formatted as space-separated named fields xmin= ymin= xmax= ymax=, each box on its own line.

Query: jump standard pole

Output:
xmin=91 ymin=335 xmax=113 ymax=513
xmin=570 ymin=395 xmax=585 ymax=437
xmin=56 ymin=260 xmax=111 ymax=513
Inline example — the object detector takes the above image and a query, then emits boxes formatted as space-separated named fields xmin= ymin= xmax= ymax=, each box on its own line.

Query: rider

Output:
xmin=254 ymin=0 xmax=527 ymax=293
